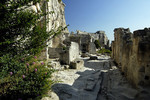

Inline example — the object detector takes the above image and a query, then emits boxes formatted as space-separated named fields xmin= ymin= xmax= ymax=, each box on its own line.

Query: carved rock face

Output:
xmin=112 ymin=28 xmax=150 ymax=87
xmin=37 ymin=0 xmax=68 ymax=59
xmin=44 ymin=0 xmax=68 ymax=32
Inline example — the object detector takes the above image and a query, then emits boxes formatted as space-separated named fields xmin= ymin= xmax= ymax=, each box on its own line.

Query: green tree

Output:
xmin=0 ymin=0 xmax=51 ymax=57
xmin=94 ymin=40 xmax=101 ymax=49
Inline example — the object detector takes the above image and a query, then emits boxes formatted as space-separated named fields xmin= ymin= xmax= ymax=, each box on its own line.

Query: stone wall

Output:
xmin=112 ymin=28 xmax=150 ymax=87
xmin=48 ymin=47 xmax=63 ymax=58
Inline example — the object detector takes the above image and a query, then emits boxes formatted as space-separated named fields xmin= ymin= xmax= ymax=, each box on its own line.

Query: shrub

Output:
xmin=97 ymin=48 xmax=111 ymax=54
xmin=62 ymin=46 xmax=68 ymax=51
xmin=0 ymin=55 xmax=55 ymax=100
xmin=58 ymin=0 xmax=62 ymax=3
xmin=0 ymin=0 xmax=64 ymax=99
xmin=94 ymin=40 xmax=101 ymax=49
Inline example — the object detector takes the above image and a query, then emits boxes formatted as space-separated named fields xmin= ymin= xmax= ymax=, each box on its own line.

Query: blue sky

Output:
xmin=62 ymin=0 xmax=150 ymax=41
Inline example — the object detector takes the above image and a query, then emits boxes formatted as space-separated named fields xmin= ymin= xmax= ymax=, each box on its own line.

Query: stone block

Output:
xmin=70 ymin=59 xmax=84 ymax=69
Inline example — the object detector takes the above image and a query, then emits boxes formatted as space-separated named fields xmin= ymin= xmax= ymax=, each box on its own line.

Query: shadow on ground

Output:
xmin=83 ymin=58 xmax=110 ymax=70
xmin=51 ymin=57 xmax=109 ymax=100
xmin=51 ymin=57 xmax=150 ymax=100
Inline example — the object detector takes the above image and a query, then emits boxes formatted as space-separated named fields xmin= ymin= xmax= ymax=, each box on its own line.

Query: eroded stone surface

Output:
xmin=42 ymin=55 xmax=150 ymax=100
xmin=112 ymin=28 xmax=150 ymax=87
xmin=45 ymin=55 xmax=107 ymax=100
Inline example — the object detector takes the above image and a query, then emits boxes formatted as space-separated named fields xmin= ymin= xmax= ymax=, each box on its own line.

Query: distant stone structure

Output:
xmin=69 ymin=33 xmax=95 ymax=54
xmin=112 ymin=28 xmax=150 ymax=87
xmin=47 ymin=29 xmax=110 ymax=67
xmin=90 ymin=31 xmax=110 ymax=49
xmin=68 ymin=30 xmax=110 ymax=54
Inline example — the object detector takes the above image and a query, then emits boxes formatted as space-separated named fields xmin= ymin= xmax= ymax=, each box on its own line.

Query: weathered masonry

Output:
xmin=112 ymin=28 xmax=150 ymax=87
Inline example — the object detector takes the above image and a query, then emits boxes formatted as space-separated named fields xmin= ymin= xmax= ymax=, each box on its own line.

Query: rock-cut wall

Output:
xmin=45 ymin=0 xmax=68 ymax=32
xmin=43 ymin=0 xmax=69 ymax=47
xmin=25 ymin=0 xmax=68 ymax=32
xmin=112 ymin=28 xmax=150 ymax=87
xmin=37 ymin=0 xmax=69 ymax=60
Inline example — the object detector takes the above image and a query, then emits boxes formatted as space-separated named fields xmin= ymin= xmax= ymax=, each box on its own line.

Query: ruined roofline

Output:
xmin=114 ymin=27 xmax=150 ymax=36
xmin=76 ymin=30 xmax=105 ymax=34
xmin=95 ymin=30 xmax=105 ymax=33
xmin=114 ymin=27 xmax=130 ymax=33
xmin=133 ymin=27 xmax=150 ymax=38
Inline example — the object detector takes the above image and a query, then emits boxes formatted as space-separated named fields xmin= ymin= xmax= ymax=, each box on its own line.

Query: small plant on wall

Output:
xmin=94 ymin=40 xmax=101 ymax=49
xmin=58 ymin=0 xmax=62 ymax=3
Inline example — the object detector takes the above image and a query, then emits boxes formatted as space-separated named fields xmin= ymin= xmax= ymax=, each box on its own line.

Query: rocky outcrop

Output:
xmin=27 ymin=0 xmax=68 ymax=32
xmin=37 ymin=0 xmax=68 ymax=60
xmin=45 ymin=0 xmax=68 ymax=32
xmin=112 ymin=28 xmax=150 ymax=87
xmin=45 ymin=0 xmax=69 ymax=48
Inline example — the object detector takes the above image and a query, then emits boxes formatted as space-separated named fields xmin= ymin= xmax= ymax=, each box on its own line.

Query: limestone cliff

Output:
xmin=23 ymin=0 xmax=68 ymax=32
xmin=36 ymin=0 xmax=68 ymax=59
xmin=112 ymin=28 xmax=150 ymax=87
xmin=43 ymin=0 xmax=69 ymax=48
xmin=45 ymin=0 xmax=68 ymax=32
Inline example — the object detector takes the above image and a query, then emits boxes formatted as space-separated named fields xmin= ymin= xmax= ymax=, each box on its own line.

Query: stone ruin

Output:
xmin=47 ymin=29 xmax=110 ymax=69
xmin=112 ymin=28 xmax=150 ymax=87
xmin=48 ymin=42 xmax=79 ymax=65
xmin=30 ymin=0 xmax=111 ymax=69
xmin=67 ymin=30 xmax=110 ymax=54
xmin=66 ymin=32 xmax=95 ymax=54
xmin=28 ymin=0 xmax=83 ymax=69
xmin=11 ymin=0 xmax=69 ymax=61
xmin=30 ymin=0 xmax=112 ymax=70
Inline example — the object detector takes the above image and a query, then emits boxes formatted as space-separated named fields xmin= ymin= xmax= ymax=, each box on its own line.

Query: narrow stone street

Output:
xmin=43 ymin=55 xmax=150 ymax=100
